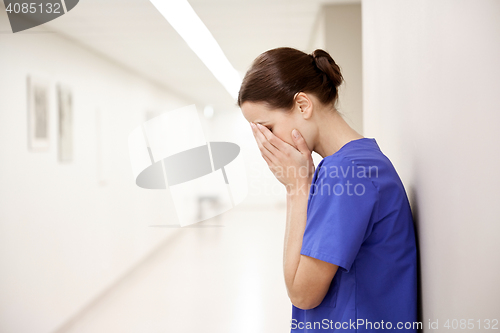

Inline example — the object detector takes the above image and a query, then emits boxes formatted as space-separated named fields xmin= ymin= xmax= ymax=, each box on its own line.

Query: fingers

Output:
xmin=253 ymin=124 xmax=282 ymax=157
xmin=250 ymin=123 xmax=280 ymax=164
xmin=291 ymin=129 xmax=311 ymax=155
xmin=262 ymin=153 xmax=274 ymax=169
xmin=255 ymin=123 xmax=287 ymax=152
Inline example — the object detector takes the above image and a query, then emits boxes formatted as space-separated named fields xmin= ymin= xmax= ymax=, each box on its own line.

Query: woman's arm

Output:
xmin=283 ymin=177 xmax=338 ymax=310
xmin=251 ymin=123 xmax=338 ymax=310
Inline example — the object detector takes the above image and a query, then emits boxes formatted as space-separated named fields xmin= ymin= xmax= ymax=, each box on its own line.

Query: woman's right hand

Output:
xmin=251 ymin=122 xmax=315 ymax=195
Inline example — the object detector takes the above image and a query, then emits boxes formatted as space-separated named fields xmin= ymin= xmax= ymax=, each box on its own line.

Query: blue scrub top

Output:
xmin=291 ymin=138 xmax=417 ymax=332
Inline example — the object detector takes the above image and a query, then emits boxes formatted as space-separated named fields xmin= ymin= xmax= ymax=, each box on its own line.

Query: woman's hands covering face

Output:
xmin=251 ymin=122 xmax=315 ymax=194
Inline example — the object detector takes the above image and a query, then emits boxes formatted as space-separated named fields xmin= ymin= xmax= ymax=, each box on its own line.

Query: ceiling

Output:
xmin=12 ymin=0 xmax=360 ymax=113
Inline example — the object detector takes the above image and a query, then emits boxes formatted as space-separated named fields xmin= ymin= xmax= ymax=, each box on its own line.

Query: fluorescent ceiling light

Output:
xmin=150 ymin=0 xmax=242 ymax=99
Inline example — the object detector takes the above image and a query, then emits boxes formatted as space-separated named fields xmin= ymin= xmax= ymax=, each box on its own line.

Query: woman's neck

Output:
xmin=313 ymin=109 xmax=364 ymax=158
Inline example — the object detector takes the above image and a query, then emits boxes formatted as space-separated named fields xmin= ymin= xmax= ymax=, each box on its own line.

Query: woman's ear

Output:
xmin=295 ymin=92 xmax=313 ymax=120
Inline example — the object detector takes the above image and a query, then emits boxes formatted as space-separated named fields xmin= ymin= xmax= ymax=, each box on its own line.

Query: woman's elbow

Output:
xmin=290 ymin=294 xmax=322 ymax=310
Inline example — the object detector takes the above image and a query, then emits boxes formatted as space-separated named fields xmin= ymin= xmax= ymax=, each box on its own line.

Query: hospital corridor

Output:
xmin=0 ymin=0 xmax=499 ymax=332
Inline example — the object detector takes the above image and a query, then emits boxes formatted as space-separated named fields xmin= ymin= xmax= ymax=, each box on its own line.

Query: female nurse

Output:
xmin=238 ymin=47 xmax=418 ymax=332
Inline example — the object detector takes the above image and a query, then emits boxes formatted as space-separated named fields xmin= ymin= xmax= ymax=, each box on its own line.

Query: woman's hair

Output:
xmin=237 ymin=47 xmax=344 ymax=111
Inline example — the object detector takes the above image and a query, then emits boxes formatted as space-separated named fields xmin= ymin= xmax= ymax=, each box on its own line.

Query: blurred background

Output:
xmin=0 ymin=0 xmax=499 ymax=332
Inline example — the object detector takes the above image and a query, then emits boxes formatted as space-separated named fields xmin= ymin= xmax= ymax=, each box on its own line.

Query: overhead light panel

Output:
xmin=150 ymin=0 xmax=242 ymax=99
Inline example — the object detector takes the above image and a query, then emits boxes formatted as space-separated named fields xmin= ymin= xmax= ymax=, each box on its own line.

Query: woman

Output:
xmin=238 ymin=47 xmax=418 ymax=332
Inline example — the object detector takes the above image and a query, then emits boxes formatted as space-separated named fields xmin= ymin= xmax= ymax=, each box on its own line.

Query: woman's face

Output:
xmin=240 ymin=100 xmax=316 ymax=152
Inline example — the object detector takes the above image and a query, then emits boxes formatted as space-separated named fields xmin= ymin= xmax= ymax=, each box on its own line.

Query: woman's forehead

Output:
xmin=241 ymin=101 xmax=274 ymax=122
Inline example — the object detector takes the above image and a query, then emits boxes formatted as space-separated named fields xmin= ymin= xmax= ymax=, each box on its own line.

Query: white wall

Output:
xmin=362 ymin=0 xmax=500 ymax=330
xmin=0 ymin=21 xmax=193 ymax=333
xmin=324 ymin=4 xmax=363 ymax=136
xmin=306 ymin=3 xmax=363 ymax=167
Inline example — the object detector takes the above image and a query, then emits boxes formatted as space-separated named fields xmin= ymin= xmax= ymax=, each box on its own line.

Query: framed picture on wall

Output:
xmin=57 ymin=84 xmax=73 ymax=162
xmin=27 ymin=76 xmax=50 ymax=151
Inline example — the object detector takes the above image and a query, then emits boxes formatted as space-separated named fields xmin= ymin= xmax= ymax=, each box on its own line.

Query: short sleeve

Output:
xmin=300 ymin=156 xmax=379 ymax=273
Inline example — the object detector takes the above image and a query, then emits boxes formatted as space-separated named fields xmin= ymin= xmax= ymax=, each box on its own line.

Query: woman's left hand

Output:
xmin=251 ymin=122 xmax=315 ymax=194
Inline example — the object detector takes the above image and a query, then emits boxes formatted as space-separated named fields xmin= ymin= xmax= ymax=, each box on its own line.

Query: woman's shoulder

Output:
xmin=314 ymin=153 xmax=380 ymax=194
xmin=319 ymin=138 xmax=389 ymax=173
xmin=315 ymin=138 xmax=400 ymax=192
